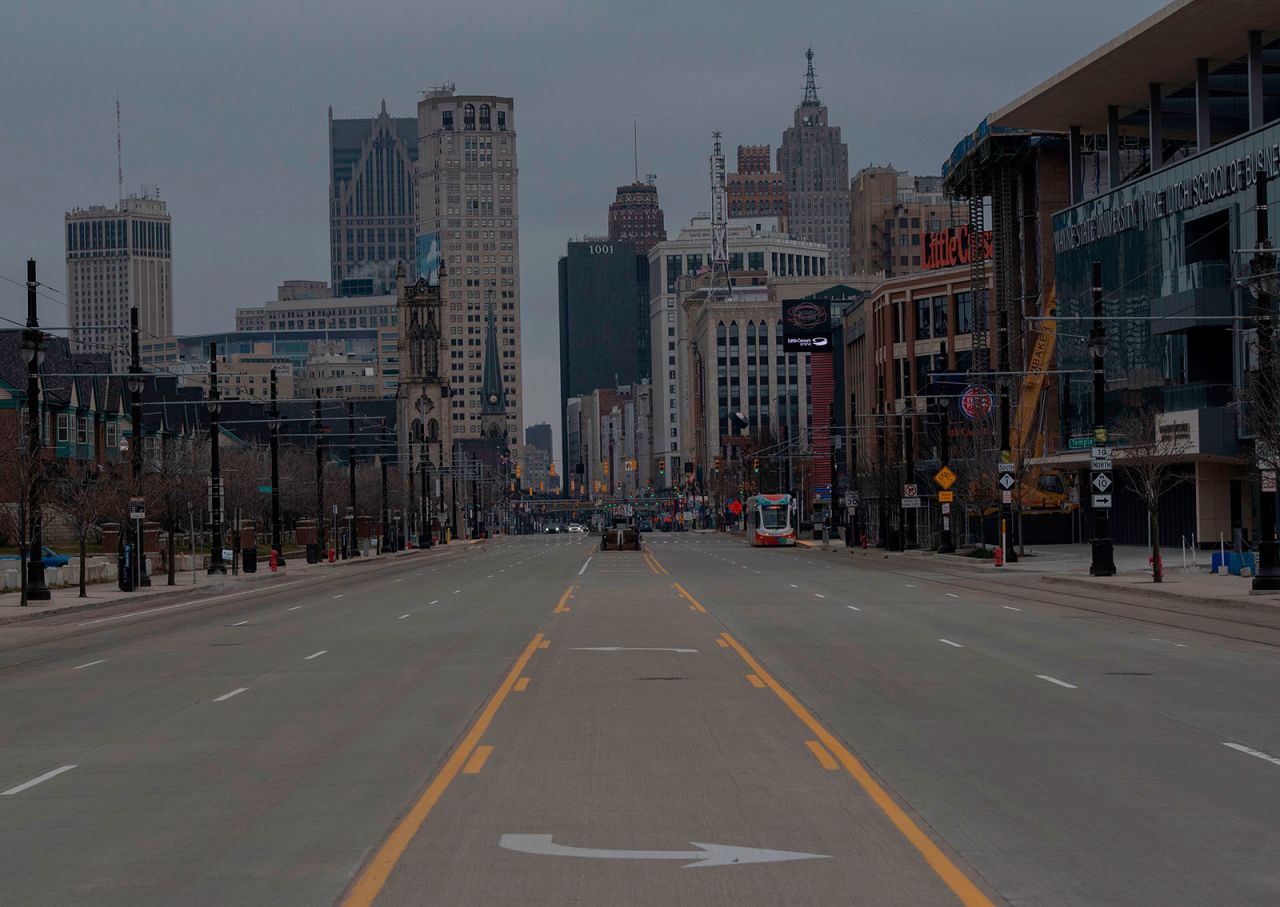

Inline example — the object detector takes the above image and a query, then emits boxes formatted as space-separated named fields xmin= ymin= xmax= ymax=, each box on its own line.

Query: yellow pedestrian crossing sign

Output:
xmin=933 ymin=465 xmax=957 ymax=490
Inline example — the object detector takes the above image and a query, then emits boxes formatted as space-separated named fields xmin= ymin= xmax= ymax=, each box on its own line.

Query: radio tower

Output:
xmin=709 ymin=131 xmax=732 ymax=300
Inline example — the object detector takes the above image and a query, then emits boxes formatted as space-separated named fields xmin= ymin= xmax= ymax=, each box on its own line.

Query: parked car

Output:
xmin=0 ymin=546 xmax=70 ymax=569
xmin=543 ymin=525 xmax=560 ymax=534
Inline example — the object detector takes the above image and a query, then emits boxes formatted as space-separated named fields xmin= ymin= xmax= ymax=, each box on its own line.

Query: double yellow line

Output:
xmin=644 ymin=550 xmax=669 ymax=575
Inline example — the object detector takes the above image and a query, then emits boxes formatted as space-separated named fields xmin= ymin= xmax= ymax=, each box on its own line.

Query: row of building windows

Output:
xmin=441 ymin=104 xmax=508 ymax=132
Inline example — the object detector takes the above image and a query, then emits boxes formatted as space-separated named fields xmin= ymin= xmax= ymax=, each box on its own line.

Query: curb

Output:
xmin=1040 ymin=573 xmax=1280 ymax=612
xmin=0 ymin=544 xmax=463 ymax=628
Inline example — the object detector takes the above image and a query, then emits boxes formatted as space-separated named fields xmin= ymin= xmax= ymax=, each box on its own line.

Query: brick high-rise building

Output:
xmin=329 ymin=101 xmax=418 ymax=297
xmin=416 ymin=86 xmax=523 ymax=443
xmin=777 ymin=49 xmax=850 ymax=275
xmin=65 ymin=194 xmax=173 ymax=374
xmin=727 ymin=145 xmax=787 ymax=220
xmin=607 ymin=180 xmax=666 ymax=253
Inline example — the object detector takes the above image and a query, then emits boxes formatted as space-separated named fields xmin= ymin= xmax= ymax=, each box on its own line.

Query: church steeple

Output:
xmin=479 ymin=289 xmax=506 ymax=440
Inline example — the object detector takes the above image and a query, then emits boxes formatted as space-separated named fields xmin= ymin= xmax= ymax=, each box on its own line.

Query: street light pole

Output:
xmin=129 ymin=307 xmax=149 ymax=588
xmin=1088 ymin=260 xmax=1116 ymax=576
xmin=380 ymin=445 xmax=390 ymax=554
xmin=347 ymin=400 xmax=358 ymax=557
xmin=22 ymin=259 xmax=50 ymax=602
xmin=269 ymin=368 xmax=284 ymax=565
xmin=207 ymin=342 xmax=226 ymax=575
xmin=1252 ymin=168 xmax=1280 ymax=590
xmin=314 ymin=390 xmax=325 ymax=560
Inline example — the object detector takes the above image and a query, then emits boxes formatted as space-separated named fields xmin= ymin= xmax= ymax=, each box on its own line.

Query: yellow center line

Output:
xmin=673 ymin=582 xmax=707 ymax=613
xmin=720 ymin=632 xmax=995 ymax=907
xmin=340 ymin=632 xmax=545 ymax=907
xmin=805 ymin=740 xmax=839 ymax=771
xmin=462 ymin=745 xmax=494 ymax=775
xmin=645 ymin=551 xmax=670 ymax=575
xmin=746 ymin=673 xmax=766 ymax=688
xmin=513 ymin=676 xmax=530 ymax=692
xmin=553 ymin=585 xmax=575 ymax=614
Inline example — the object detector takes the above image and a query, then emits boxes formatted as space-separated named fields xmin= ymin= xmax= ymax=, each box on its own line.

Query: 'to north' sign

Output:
xmin=921 ymin=225 xmax=993 ymax=271
xmin=782 ymin=299 xmax=832 ymax=352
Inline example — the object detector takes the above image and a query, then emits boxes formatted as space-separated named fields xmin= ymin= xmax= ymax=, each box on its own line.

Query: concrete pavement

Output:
xmin=2 ymin=531 xmax=1280 ymax=903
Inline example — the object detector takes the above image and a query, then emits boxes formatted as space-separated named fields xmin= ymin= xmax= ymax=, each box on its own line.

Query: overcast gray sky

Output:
xmin=2 ymin=0 xmax=1166 ymax=456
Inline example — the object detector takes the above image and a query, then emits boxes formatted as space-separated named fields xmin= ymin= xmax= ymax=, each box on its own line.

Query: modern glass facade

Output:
xmin=1053 ymin=122 xmax=1280 ymax=454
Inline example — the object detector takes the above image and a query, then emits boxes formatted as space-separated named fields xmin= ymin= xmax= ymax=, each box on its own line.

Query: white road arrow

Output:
xmin=570 ymin=646 xmax=699 ymax=653
xmin=498 ymin=834 xmax=829 ymax=868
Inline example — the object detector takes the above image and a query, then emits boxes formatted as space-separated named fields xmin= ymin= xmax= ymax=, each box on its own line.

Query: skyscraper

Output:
xmin=607 ymin=180 xmax=666 ymax=253
xmin=777 ymin=49 xmax=850 ymax=275
xmin=329 ymin=101 xmax=418 ymax=297
xmin=416 ymin=86 xmax=522 ymax=442
xmin=65 ymin=194 xmax=173 ymax=373
xmin=525 ymin=422 xmax=553 ymax=456
xmin=727 ymin=145 xmax=788 ymax=220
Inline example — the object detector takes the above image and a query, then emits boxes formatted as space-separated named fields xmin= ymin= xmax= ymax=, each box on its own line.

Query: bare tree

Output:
xmin=144 ymin=435 xmax=206 ymax=585
xmin=1114 ymin=406 xmax=1192 ymax=582
xmin=52 ymin=459 xmax=126 ymax=597
xmin=0 ymin=417 xmax=43 ymax=604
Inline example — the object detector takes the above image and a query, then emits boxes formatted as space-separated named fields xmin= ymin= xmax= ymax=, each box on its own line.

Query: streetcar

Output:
xmin=746 ymin=494 xmax=797 ymax=546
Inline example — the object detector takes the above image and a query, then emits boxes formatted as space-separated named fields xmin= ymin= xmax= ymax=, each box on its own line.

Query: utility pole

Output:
xmin=129 ymin=307 xmax=149 ymax=587
xmin=420 ymin=454 xmax=431 ymax=547
xmin=314 ymin=390 xmax=325 ymax=561
xmin=1252 ymin=168 xmax=1280 ymax=590
xmin=269 ymin=368 xmax=283 ymax=564
xmin=451 ymin=440 xmax=460 ymax=540
xmin=849 ymin=392 xmax=860 ymax=545
xmin=207 ymin=342 xmax=226 ymax=575
xmin=903 ymin=401 xmax=917 ymax=549
xmin=1088 ymin=261 xmax=1116 ymax=576
xmin=22 ymin=259 xmax=50 ymax=602
xmin=347 ymin=400 xmax=358 ymax=557
xmin=998 ymin=297 xmax=1017 ymax=563
xmin=937 ymin=341 xmax=955 ymax=553
xmin=380 ymin=445 xmax=390 ymax=554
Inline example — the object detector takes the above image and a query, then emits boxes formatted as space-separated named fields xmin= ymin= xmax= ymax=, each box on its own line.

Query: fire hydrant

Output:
xmin=994 ymin=546 xmax=1004 ymax=567
xmin=270 ymin=549 xmax=279 ymax=573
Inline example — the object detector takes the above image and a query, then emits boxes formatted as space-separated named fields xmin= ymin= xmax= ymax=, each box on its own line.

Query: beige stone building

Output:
xmin=849 ymin=167 xmax=960 ymax=278
xmin=416 ymin=87 xmax=523 ymax=443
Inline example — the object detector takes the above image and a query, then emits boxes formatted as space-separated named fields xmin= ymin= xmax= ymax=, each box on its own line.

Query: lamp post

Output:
xmin=267 ymin=368 xmax=284 ymax=565
xmin=347 ymin=400 xmax=358 ymax=557
xmin=128 ymin=307 xmax=149 ymax=588
xmin=1251 ymin=168 xmax=1280 ymax=590
xmin=1088 ymin=261 xmax=1116 ymax=576
xmin=420 ymin=453 xmax=432 ymax=548
xmin=380 ymin=443 xmax=390 ymax=554
xmin=207 ymin=342 xmax=226 ymax=575
xmin=314 ymin=390 xmax=325 ymax=561
xmin=22 ymin=259 xmax=50 ymax=602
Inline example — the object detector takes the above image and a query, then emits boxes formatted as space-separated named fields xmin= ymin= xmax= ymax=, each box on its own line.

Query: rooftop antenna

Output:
xmin=633 ymin=120 xmax=639 ymax=184
xmin=802 ymin=48 xmax=821 ymax=106
xmin=116 ymin=95 xmax=124 ymax=202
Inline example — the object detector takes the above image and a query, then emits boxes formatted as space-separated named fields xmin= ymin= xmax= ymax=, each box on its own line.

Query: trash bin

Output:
xmin=306 ymin=543 xmax=319 ymax=564
xmin=242 ymin=548 xmax=258 ymax=574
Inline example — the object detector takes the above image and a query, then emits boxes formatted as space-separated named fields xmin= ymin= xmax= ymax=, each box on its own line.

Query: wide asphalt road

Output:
xmin=2 ymin=532 xmax=1279 ymax=904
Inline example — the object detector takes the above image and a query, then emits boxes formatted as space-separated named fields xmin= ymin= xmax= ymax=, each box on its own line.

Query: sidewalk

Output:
xmin=0 ymin=541 xmax=482 ymax=627
xmin=797 ymin=537 xmax=1280 ymax=610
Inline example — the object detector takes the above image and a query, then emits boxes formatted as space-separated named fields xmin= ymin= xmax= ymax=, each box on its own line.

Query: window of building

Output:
xmin=57 ymin=413 xmax=70 ymax=443
xmin=479 ymin=104 xmax=491 ymax=130
xmin=463 ymin=104 xmax=475 ymax=130
xmin=77 ymin=416 xmax=89 ymax=446
xmin=497 ymin=110 xmax=506 ymax=130
xmin=915 ymin=298 xmax=931 ymax=340
xmin=932 ymin=295 xmax=948 ymax=337
xmin=955 ymin=291 xmax=973 ymax=334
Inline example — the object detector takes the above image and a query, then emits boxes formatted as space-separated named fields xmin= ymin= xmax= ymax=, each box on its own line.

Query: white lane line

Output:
xmin=905 ymin=584 xmax=916 ymax=589
xmin=939 ymin=639 xmax=964 ymax=648
xmin=415 ymin=572 xmax=423 ymax=576
xmin=429 ymin=599 xmax=440 ymax=605
xmin=1224 ymin=742 xmax=1280 ymax=767
xmin=487 ymin=574 xmax=495 ymax=578
xmin=213 ymin=687 xmax=249 ymax=702
xmin=578 ymin=557 xmax=592 ymax=576
xmin=1036 ymin=675 xmax=1077 ymax=689
xmin=1002 ymin=605 xmax=1023 ymax=611
xmin=398 ymin=614 xmax=410 ymax=620
xmin=79 ymin=581 xmax=304 ymax=625
xmin=1149 ymin=637 xmax=1187 ymax=648
xmin=945 ymin=593 xmax=960 ymax=598
xmin=304 ymin=650 xmax=327 ymax=660
xmin=231 ymin=620 xmax=249 ymax=627
xmin=2 ymin=765 xmax=77 ymax=797
xmin=288 ymin=605 xmax=303 ymax=611
xmin=333 ymin=594 xmax=343 ymax=599
xmin=814 ymin=593 xmax=826 ymax=599
xmin=453 ymin=589 xmax=462 ymax=594
xmin=394 ymin=579 xmax=403 ymax=583
xmin=72 ymin=660 xmax=106 ymax=671
xmin=789 ymin=583 xmax=798 ymax=588
xmin=846 ymin=605 xmax=861 ymax=612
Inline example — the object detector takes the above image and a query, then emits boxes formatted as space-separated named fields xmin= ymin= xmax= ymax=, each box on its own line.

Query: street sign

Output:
xmin=959 ymin=385 xmax=995 ymax=421
xmin=128 ymin=497 xmax=145 ymax=521
xmin=938 ymin=490 xmax=954 ymax=503
xmin=998 ymin=473 xmax=1016 ymax=491
xmin=1092 ymin=472 xmax=1113 ymax=493
xmin=1068 ymin=437 xmax=1094 ymax=449
xmin=258 ymin=485 xmax=273 ymax=493
xmin=901 ymin=497 xmax=922 ymax=509
xmin=1092 ymin=447 xmax=1111 ymax=460
xmin=941 ymin=503 xmax=951 ymax=515
xmin=1001 ymin=490 xmax=1012 ymax=504
xmin=903 ymin=484 xmax=918 ymax=497
xmin=1092 ymin=494 xmax=1113 ymax=509
xmin=1090 ymin=459 xmax=1112 ymax=471
xmin=997 ymin=462 xmax=1014 ymax=473
xmin=933 ymin=465 xmax=957 ymax=490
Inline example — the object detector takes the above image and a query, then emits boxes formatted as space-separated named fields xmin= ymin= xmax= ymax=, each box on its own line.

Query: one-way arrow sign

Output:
xmin=499 ymin=834 xmax=830 ymax=868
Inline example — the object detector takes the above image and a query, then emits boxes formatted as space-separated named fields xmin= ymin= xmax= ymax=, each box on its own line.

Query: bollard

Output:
xmin=994 ymin=546 xmax=1004 ymax=568
xmin=328 ymin=547 xmax=336 ymax=563
xmin=270 ymin=549 xmax=279 ymax=573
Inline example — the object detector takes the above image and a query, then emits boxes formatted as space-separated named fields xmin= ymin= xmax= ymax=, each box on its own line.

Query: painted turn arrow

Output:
xmin=570 ymin=647 xmax=699 ymax=653
xmin=498 ymin=834 xmax=829 ymax=868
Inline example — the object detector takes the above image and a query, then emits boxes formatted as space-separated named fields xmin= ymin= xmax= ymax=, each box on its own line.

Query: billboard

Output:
xmin=781 ymin=298 xmax=831 ymax=352
xmin=920 ymin=225 xmax=993 ymax=270
xmin=416 ymin=231 xmax=442 ymax=286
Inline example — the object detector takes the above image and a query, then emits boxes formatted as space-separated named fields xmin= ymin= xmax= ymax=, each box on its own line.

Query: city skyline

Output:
xmin=2 ymin=0 xmax=1167 ymax=458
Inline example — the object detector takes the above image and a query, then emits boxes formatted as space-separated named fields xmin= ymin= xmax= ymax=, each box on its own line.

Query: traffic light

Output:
xmin=713 ymin=456 xmax=721 ymax=474
xmin=658 ymin=459 xmax=666 ymax=475
xmin=753 ymin=458 xmax=760 ymax=474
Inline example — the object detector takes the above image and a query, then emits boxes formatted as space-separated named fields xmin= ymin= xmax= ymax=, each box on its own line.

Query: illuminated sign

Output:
xmin=921 ymin=225 xmax=993 ymax=271
xmin=782 ymin=299 xmax=831 ymax=352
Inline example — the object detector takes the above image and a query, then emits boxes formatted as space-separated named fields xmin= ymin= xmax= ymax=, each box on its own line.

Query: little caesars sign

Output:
xmin=1054 ymin=136 xmax=1280 ymax=254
